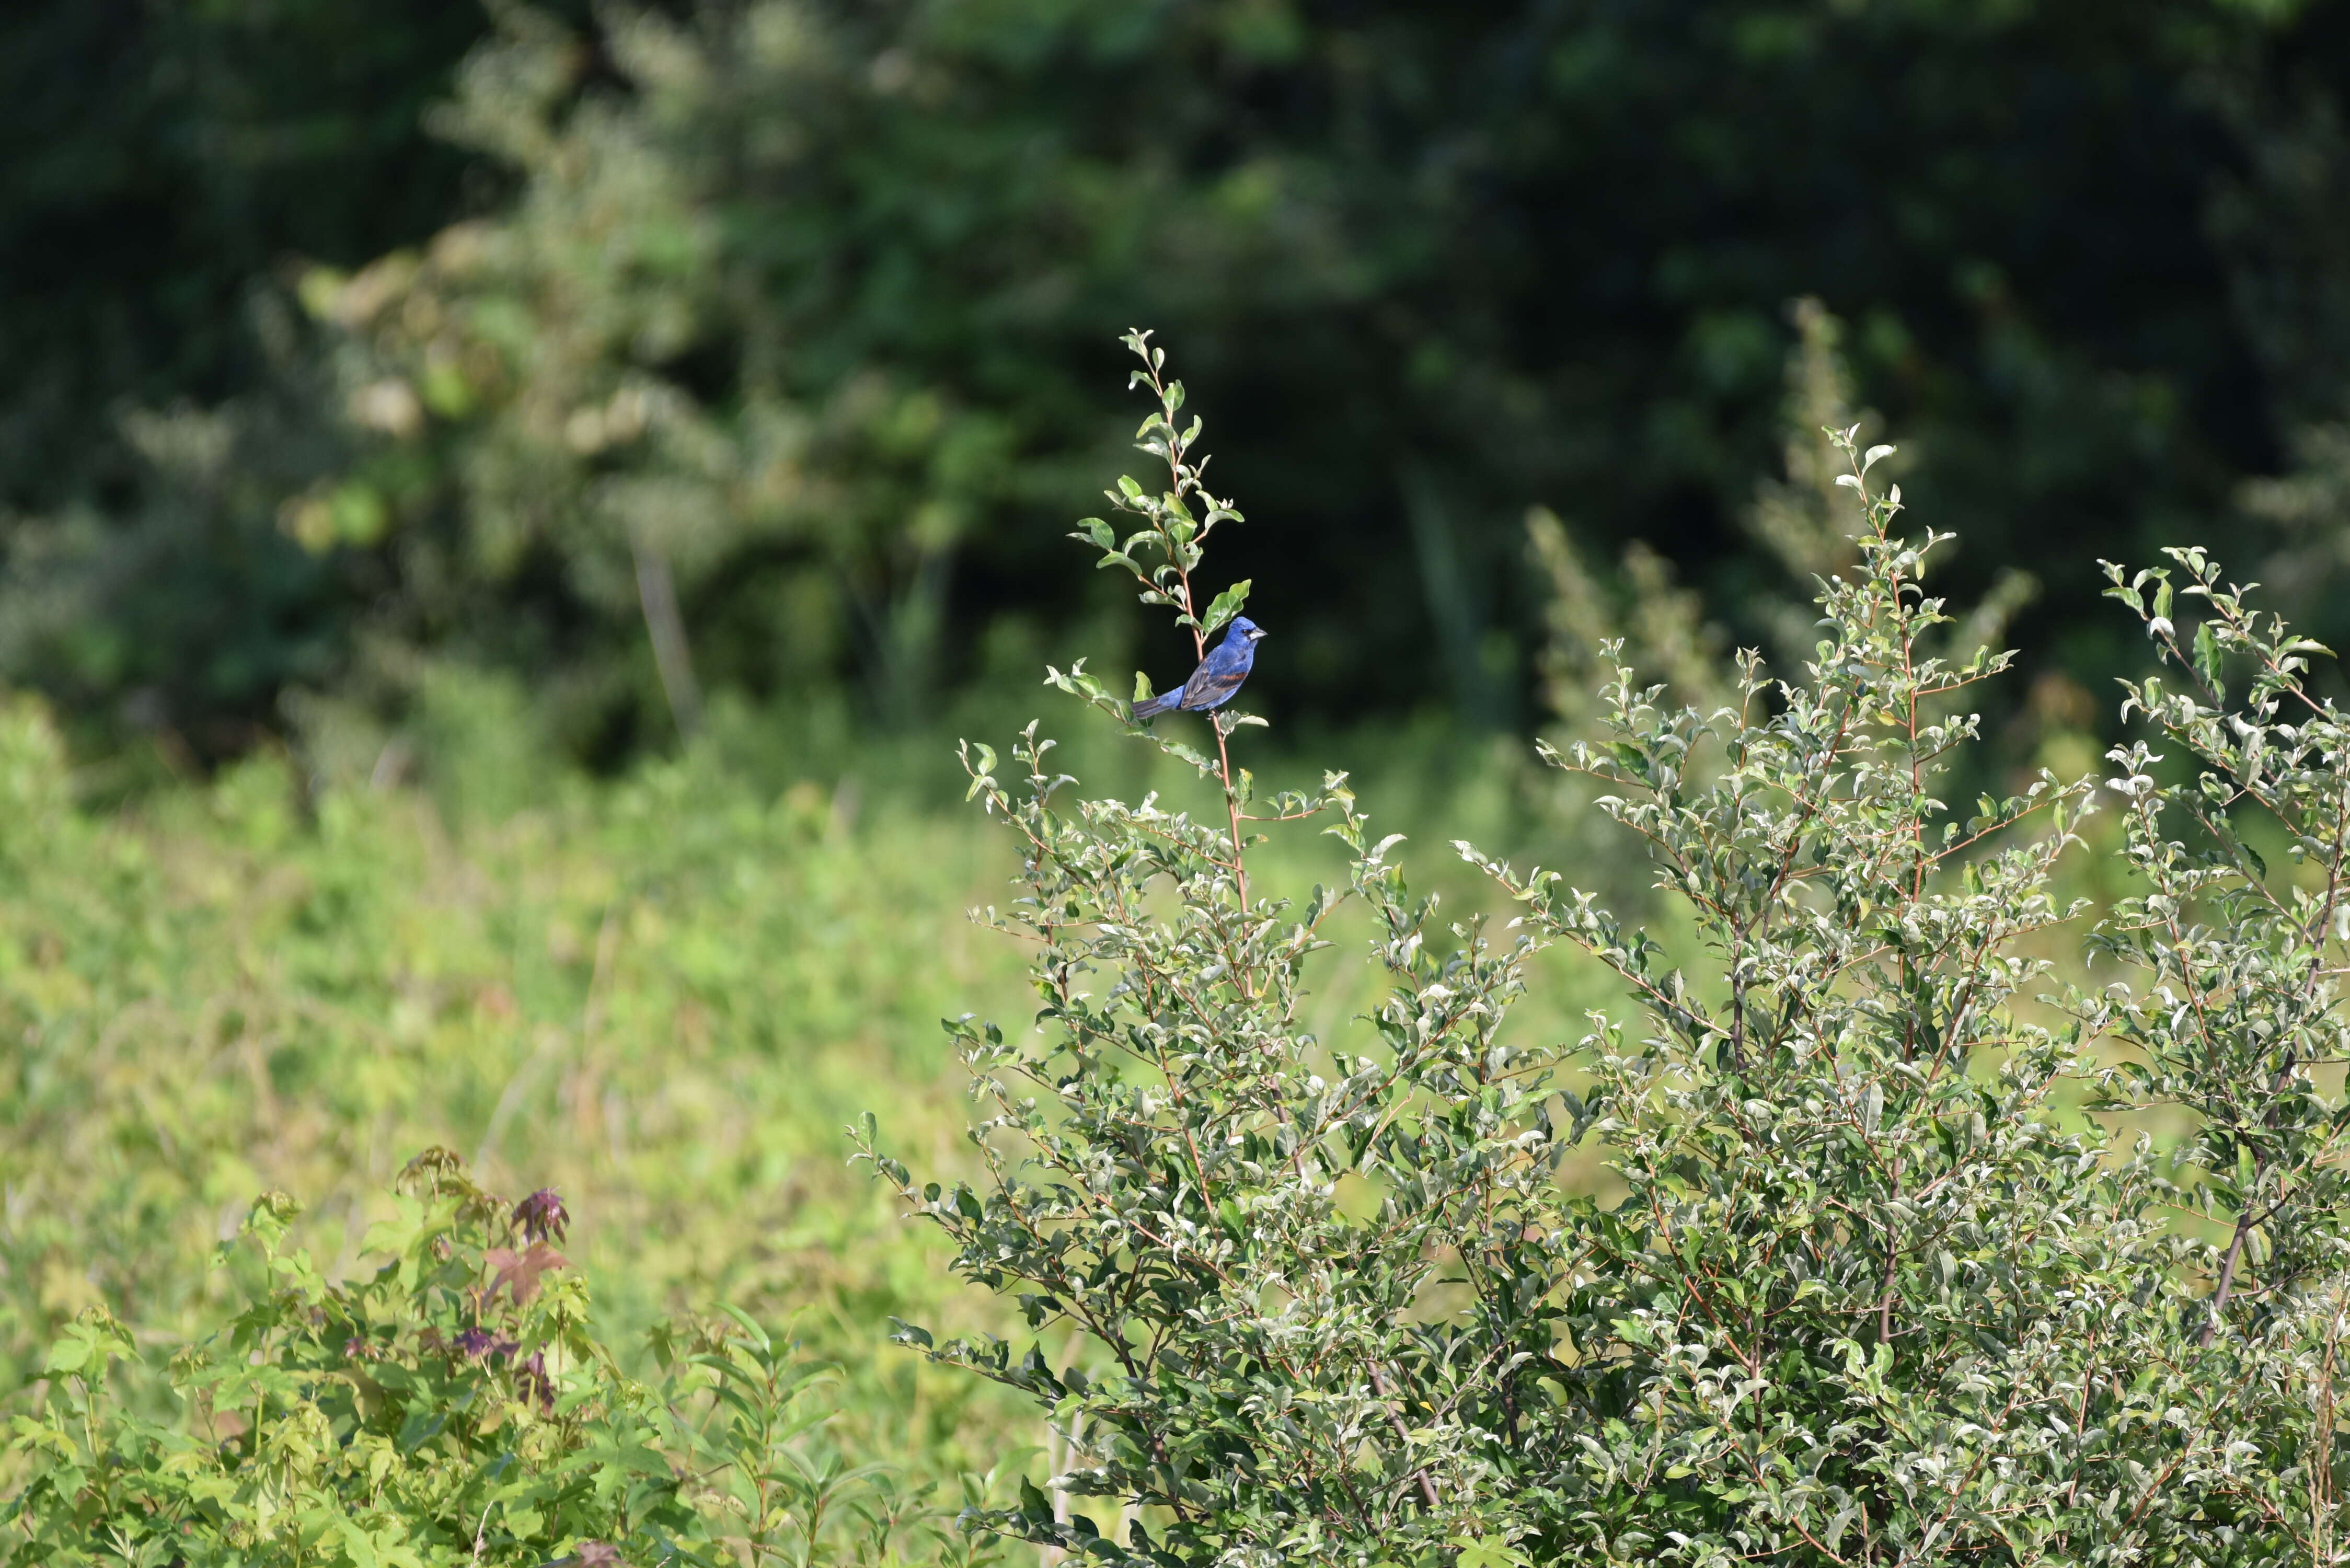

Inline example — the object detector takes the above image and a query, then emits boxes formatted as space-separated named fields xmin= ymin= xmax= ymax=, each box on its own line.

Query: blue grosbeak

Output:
xmin=1133 ymin=616 xmax=1267 ymax=721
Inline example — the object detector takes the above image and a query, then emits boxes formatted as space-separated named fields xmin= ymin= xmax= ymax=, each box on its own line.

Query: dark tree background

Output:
xmin=0 ymin=0 xmax=499 ymax=510
xmin=5 ymin=0 xmax=2348 ymax=762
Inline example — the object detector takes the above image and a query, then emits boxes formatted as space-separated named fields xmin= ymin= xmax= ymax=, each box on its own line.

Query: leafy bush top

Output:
xmin=871 ymin=339 xmax=2350 ymax=1566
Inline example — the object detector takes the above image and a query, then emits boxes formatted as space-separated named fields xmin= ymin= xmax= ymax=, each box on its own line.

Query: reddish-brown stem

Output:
xmin=2198 ymin=1197 xmax=2259 ymax=1351
xmin=2198 ymin=1056 xmax=2294 ymax=1350
xmin=1875 ymin=1192 xmax=1902 ymax=1348
xmin=1142 ymin=359 xmax=1250 ymax=910
xmin=1213 ymin=721 xmax=1249 ymax=907
xmin=1365 ymin=1362 xmax=1439 ymax=1510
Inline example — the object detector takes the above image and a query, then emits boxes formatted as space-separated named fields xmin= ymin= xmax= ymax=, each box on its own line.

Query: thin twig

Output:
xmin=1365 ymin=1362 xmax=1440 ymax=1511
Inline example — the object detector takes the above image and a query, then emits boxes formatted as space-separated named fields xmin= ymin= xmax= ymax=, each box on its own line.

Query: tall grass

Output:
xmin=0 ymin=685 xmax=1634 ymax=1502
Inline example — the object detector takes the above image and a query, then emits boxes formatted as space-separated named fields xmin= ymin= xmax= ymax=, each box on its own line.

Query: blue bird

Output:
xmin=1133 ymin=616 xmax=1268 ymax=721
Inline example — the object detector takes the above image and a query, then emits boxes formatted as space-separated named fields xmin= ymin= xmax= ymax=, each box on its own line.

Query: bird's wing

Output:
xmin=1183 ymin=666 xmax=1249 ymax=708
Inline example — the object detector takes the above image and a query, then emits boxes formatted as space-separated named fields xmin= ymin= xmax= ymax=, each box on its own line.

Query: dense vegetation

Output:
xmin=9 ymin=3 xmax=2350 ymax=1560
xmin=16 ymin=337 xmax=2348 ymax=1562
xmin=0 ymin=614 xmax=1579 ymax=1558
xmin=9 ymin=0 xmax=2350 ymax=763
xmin=863 ymin=347 xmax=2350 ymax=1562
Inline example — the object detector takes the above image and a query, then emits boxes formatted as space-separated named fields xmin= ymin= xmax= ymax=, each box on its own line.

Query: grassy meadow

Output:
xmin=0 ymin=676 xmax=1657 ymax=1513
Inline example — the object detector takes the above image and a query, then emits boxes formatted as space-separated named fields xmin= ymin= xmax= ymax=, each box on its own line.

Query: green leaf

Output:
xmin=1200 ymin=578 xmax=1253 ymax=635
xmin=396 ymin=1408 xmax=445 ymax=1452
xmin=2194 ymin=620 xmax=2225 ymax=690
xmin=335 ymin=1517 xmax=384 ymax=1568
xmin=39 ymin=1336 xmax=88 ymax=1376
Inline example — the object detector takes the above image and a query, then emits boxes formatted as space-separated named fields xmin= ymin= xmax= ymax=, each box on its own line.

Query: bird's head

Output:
xmin=1227 ymin=616 xmax=1268 ymax=643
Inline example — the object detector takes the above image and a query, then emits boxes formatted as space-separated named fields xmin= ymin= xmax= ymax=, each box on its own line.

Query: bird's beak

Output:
xmin=1250 ymin=628 xmax=1268 ymax=640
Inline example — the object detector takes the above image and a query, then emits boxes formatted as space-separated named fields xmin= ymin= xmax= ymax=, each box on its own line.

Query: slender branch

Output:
xmin=1132 ymin=348 xmax=1252 ymax=909
xmin=628 ymin=523 xmax=702 ymax=741
xmin=1365 ymin=1362 xmax=1440 ymax=1512
xmin=1213 ymin=720 xmax=1250 ymax=908
xmin=2198 ymin=1051 xmax=2295 ymax=1351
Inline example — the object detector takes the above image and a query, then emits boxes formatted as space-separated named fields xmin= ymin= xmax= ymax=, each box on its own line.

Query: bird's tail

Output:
xmin=1131 ymin=690 xmax=1179 ymax=722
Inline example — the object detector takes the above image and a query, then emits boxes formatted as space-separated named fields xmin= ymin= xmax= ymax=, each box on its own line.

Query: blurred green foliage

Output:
xmin=0 ymin=0 xmax=494 ymax=513
xmin=6 ymin=1159 xmax=1010 ymax=1565
xmin=0 ymin=668 xmax=1605 ymax=1547
xmin=0 ymin=684 xmax=1023 ymax=1411
xmin=9 ymin=0 xmax=2350 ymax=1540
xmin=8 ymin=0 xmax=2350 ymax=761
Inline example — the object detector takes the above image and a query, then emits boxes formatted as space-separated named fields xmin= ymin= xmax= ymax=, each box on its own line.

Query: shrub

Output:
xmin=870 ymin=337 xmax=2350 ymax=1564
xmin=3 ymin=1151 xmax=1003 ymax=1566
xmin=0 ymin=693 xmax=1040 ymax=1438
